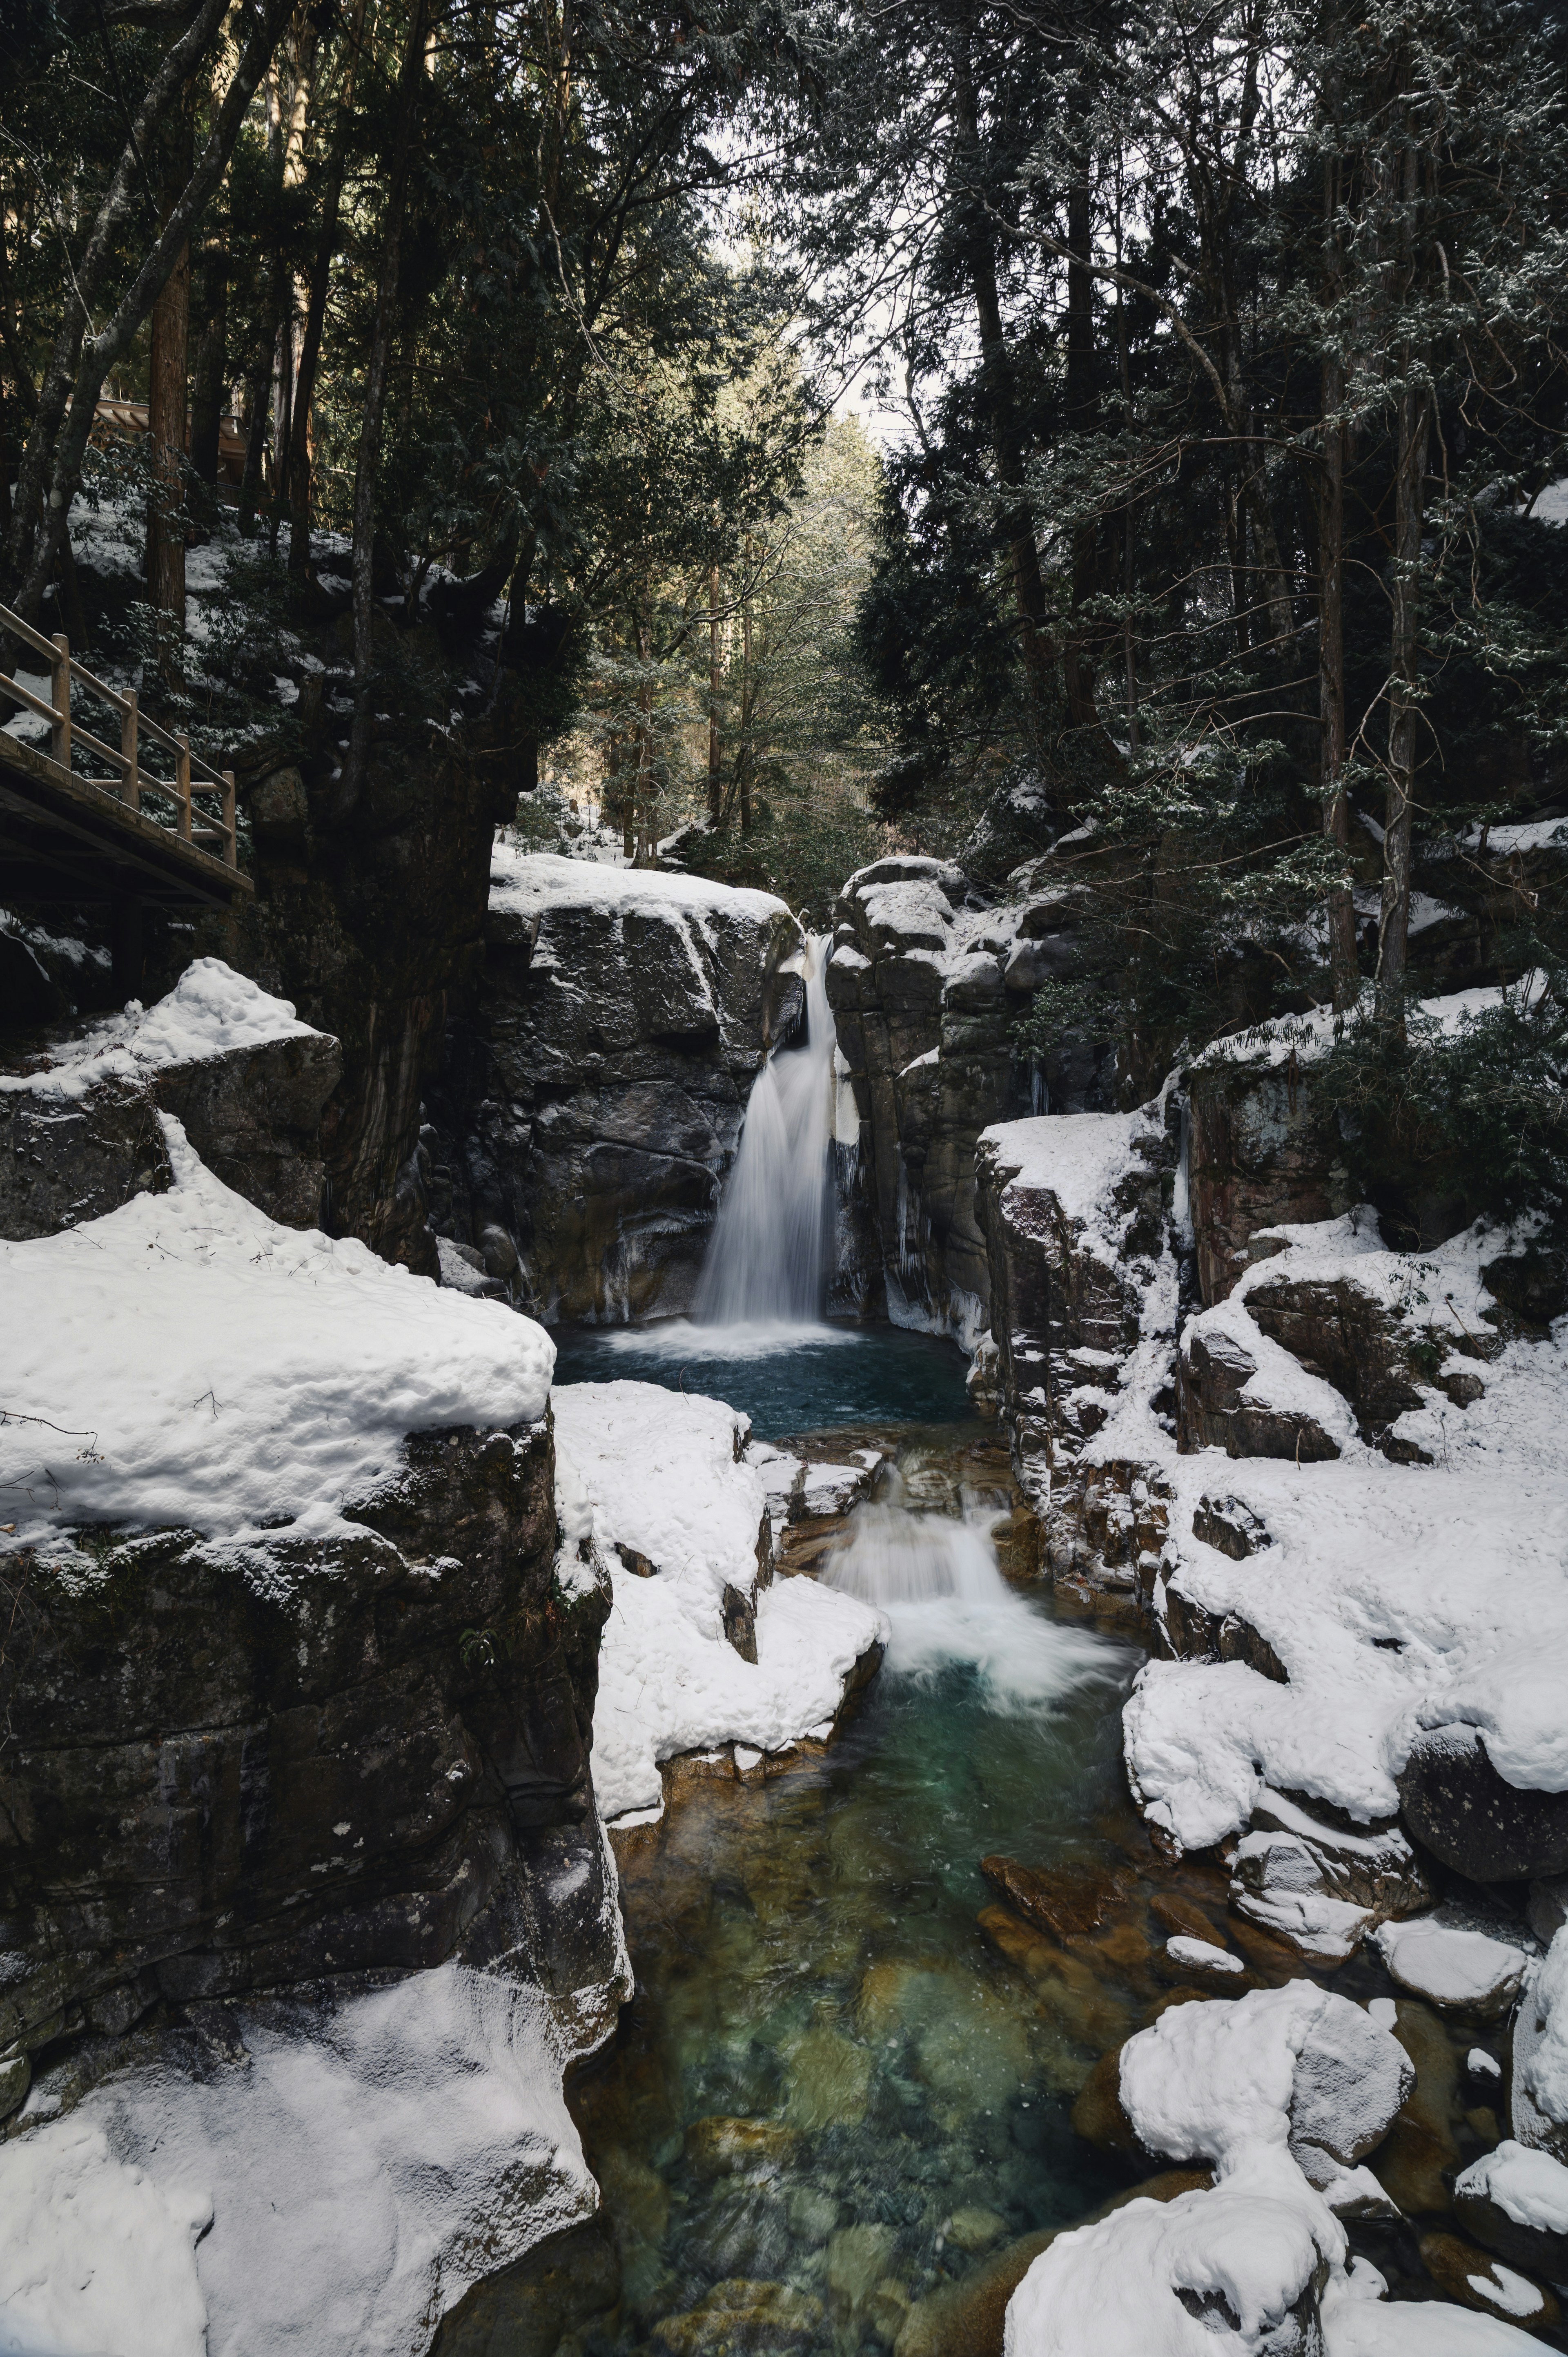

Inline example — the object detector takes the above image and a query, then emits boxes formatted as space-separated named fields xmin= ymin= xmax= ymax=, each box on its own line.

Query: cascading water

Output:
xmin=693 ymin=935 xmax=839 ymax=1327
xmin=827 ymin=1469 xmax=1119 ymax=1705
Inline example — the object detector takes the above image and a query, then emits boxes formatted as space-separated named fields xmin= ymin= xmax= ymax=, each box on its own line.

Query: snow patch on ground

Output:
xmin=1 ymin=958 xmax=318 ymax=1103
xmin=0 ymin=1117 xmax=554 ymax=1544
xmin=490 ymin=843 xmax=789 ymax=930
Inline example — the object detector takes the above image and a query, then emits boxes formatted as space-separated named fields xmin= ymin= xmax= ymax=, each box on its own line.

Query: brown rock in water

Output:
xmin=976 ymin=1909 xmax=1132 ymax=2052
xmin=1371 ymin=2000 xmax=1461 ymax=2216
xmin=431 ymin=2215 xmax=621 ymax=2356
xmin=1418 ymin=2232 xmax=1560 ymax=2333
xmin=893 ymin=2172 xmax=1212 ymax=2357
xmin=683 ymin=2116 xmax=798 ymax=2183
xmin=979 ymin=1856 xmax=1128 ymax=1941
xmin=1225 ymin=1913 xmax=1320 ymax=1985
xmin=1068 ymin=2047 xmax=1139 ymax=2157
xmin=1150 ymin=1893 xmax=1223 ymax=1943
xmin=653 ymin=2279 xmax=824 ymax=2355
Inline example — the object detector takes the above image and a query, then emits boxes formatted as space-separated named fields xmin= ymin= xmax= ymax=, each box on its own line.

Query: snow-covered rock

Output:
xmin=1455 ymin=2140 xmax=1568 ymax=2280
xmin=1373 ymin=1916 xmax=1529 ymax=2016
xmin=1005 ymin=1985 xmax=1416 ymax=2356
xmin=1511 ymin=1925 xmax=1568 ymax=2162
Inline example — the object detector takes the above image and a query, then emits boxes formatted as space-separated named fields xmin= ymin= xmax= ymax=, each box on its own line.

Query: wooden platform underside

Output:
xmin=0 ymin=729 xmax=253 ymax=909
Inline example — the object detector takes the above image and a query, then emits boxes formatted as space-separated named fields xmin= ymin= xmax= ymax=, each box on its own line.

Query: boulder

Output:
xmin=1416 ymin=2230 xmax=1560 ymax=2333
xmin=1454 ymin=2142 xmax=1568 ymax=2283
xmin=1176 ymin=1322 xmax=1342 ymax=1462
xmin=0 ymin=1072 xmax=172 ymax=1238
xmin=1398 ymin=1724 xmax=1568 ymax=1883
xmin=1185 ymin=1053 xmax=1354 ymax=1307
xmin=1372 ymin=1914 xmax=1528 ymax=2018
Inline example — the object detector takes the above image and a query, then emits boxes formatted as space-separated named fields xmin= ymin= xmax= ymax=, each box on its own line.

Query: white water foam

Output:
xmin=694 ymin=937 xmax=837 ymax=1328
xmin=592 ymin=1318 xmax=860 ymax=1363
xmin=825 ymin=1476 xmax=1125 ymax=1708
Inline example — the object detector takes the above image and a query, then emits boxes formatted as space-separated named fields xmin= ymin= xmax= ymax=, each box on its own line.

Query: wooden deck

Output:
xmin=1 ymin=596 xmax=252 ymax=993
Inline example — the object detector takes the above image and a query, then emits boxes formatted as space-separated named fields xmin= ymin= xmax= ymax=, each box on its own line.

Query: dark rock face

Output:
xmin=151 ymin=1026 xmax=341 ymax=1229
xmin=0 ymin=1075 xmax=172 ymax=1238
xmin=207 ymin=718 xmax=526 ymax=1270
xmin=430 ymin=2214 xmax=622 ymax=2356
xmin=1187 ymin=1059 xmax=1352 ymax=1307
xmin=0 ymin=1418 xmax=616 ymax=2070
xmin=1176 ymin=1325 xmax=1342 ymax=1462
xmin=826 ymin=860 xmax=1109 ymax=1340
xmin=1397 ymin=1724 xmax=1568 ymax=1881
xmin=423 ymin=872 xmax=800 ymax=1320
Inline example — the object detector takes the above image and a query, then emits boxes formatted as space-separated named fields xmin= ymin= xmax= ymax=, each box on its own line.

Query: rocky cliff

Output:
xmin=825 ymin=856 xmax=1115 ymax=1346
xmin=0 ymin=969 xmax=630 ymax=2357
xmin=423 ymin=848 xmax=802 ymax=1320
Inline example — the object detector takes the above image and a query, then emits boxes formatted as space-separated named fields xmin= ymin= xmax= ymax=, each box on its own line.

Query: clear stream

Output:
xmin=551 ymin=1329 xmax=1149 ymax=2355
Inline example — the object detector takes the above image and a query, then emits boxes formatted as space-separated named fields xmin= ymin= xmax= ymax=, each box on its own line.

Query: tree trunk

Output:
xmin=145 ymin=88 xmax=194 ymax=673
xmin=1062 ymin=168 xmax=1101 ymax=735
xmin=339 ymin=0 xmax=430 ymax=818
xmin=1374 ymin=138 xmax=1432 ymax=1038
xmin=188 ymin=234 xmax=228 ymax=487
xmin=286 ymin=0 xmax=370 ymax=579
xmin=707 ymin=562 xmax=722 ymax=825
xmin=1318 ymin=78 xmax=1358 ymax=1013
xmin=739 ymin=537 xmax=753 ymax=832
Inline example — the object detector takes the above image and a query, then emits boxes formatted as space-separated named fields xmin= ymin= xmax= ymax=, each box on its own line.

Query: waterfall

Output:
xmin=826 ymin=1470 xmax=1123 ymax=1706
xmin=694 ymin=936 xmax=837 ymax=1328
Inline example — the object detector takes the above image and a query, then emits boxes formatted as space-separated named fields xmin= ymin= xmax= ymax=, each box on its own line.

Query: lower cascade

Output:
xmin=693 ymin=935 xmax=837 ymax=1329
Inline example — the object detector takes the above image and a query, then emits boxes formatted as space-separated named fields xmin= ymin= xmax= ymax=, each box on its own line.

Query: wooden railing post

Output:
xmin=222 ymin=770 xmax=236 ymax=865
xmin=175 ymin=730 xmax=192 ymax=840
xmin=121 ymin=687 xmax=140 ymax=811
xmin=49 ymin=633 xmax=70 ymax=771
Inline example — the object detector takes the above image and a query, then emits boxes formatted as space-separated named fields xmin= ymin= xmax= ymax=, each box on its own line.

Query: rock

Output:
xmin=1229 ymin=1793 xmax=1432 ymax=1963
xmin=1192 ymin=1492 xmax=1271 ymax=1558
xmin=0 ymin=1072 xmax=173 ymax=1238
xmin=684 ymin=2118 xmax=799 ymax=2183
xmin=653 ymin=2279 xmax=824 ymax=2355
xmin=1373 ymin=1914 xmax=1529 ymax=2018
xmin=1400 ymin=1725 xmax=1568 ymax=1883
xmin=429 ymin=2214 xmax=621 ymax=2356
xmin=1287 ymin=1998 xmax=1414 ymax=2170
xmin=1151 ymin=1893 xmax=1225 ymax=1943
xmin=1512 ymin=1926 xmax=1568 ymax=2163
xmin=785 ymin=2185 xmax=840 ymax=2246
xmin=1417 ymin=2230 xmax=1561 ymax=2333
xmin=1069 ymin=2047 xmax=1140 ymax=2157
xmin=946 ymin=2205 xmax=1007 ymax=2254
xmin=784 ymin=2021 xmax=871 ymax=2130
xmin=0 ymin=1416 xmax=619 ymax=2066
xmin=958 ymin=770 xmax=1057 ymax=886
xmin=246 ymin=763 xmax=310 ymax=846
xmin=979 ymin=1856 xmax=1128 ymax=1942
xmin=1454 ymin=2141 xmax=1568 ymax=2281
xmin=1177 ymin=1322 xmax=1342 ymax=1462
xmin=1372 ymin=2000 xmax=1462 ymax=2216
xmin=423 ymin=855 xmax=800 ymax=1318
xmin=892 ymin=2175 xmax=1210 ymax=2357
xmin=0 ymin=925 xmax=70 ymax=1028
xmin=1185 ymin=1055 xmax=1353 ymax=1307
xmin=149 ymin=1023 xmax=341 ymax=1230
xmin=1158 ymin=1935 xmax=1253 ymax=1990
xmin=828 ymin=2222 xmax=898 ymax=2337
xmin=0 ymin=2050 xmax=29 ymax=2121
xmin=1528 ymin=1878 xmax=1568 ymax=1946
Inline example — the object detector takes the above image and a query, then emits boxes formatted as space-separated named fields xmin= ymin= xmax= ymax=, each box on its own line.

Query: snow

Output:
xmin=1166 ymin=1935 xmax=1245 ymax=1974
xmin=1190 ymin=979 xmax=1547 ymax=1075
xmin=1515 ymin=1926 xmax=1568 ymax=2140
xmin=0 ymin=2117 xmax=210 ymax=2357
xmin=0 ymin=1959 xmax=619 ymax=2357
xmin=1468 ymin=2266 xmax=1544 ymax=2320
xmin=1372 ymin=1917 xmax=1528 ymax=2012
xmin=978 ymin=1106 xmax=1166 ymax=1253
xmin=1 ymin=957 xmax=319 ymax=1102
xmin=552 ymin=1381 xmax=768 ymax=1607
xmin=490 ymin=843 xmax=789 ymax=930
xmin=1470 ymin=2048 xmax=1503 ymax=2080
xmin=1456 ymin=2141 xmax=1568 ymax=2235
xmin=1119 ymin=1211 xmax=1568 ymax=1852
xmin=550 ymin=1380 xmax=886 ymax=1822
xmin=1321 ymin=2266 xmax=1538 ymax=2353
xmin=0 ymin=1116 xmax=554 ymax=1545
xmin=1004 ymin=1986 xmax=1451 ymax=2356
xmin=591 ymin=1568 xmax=886 ymax=1821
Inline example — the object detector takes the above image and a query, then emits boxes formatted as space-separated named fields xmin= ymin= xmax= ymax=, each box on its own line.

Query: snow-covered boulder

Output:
xmin=0 ymin=956 xmax=340 ymax=1233
xmin=1373 ymin=1915 xmax=1529 ymax=2018
xmin=1005 ymin=1984 xmax=1424 ymax=2356
xmin=1455 ymin=2140 xmax=1568 ymax=2281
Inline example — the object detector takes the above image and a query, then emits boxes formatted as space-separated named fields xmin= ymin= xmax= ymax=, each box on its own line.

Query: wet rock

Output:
xmin=1068 ymin=2047 xmax=1140 ymax=2158
xmin=652 ymin=2279 xmax=824 ymax=2355
xmin=784 ymin=2022 xmax=872 ymax=2130
xmin=785 ymin=2185 xmax=840 ymax=2246
xmin=1455 ymin=2142 xmax=1568 ymax=2283
xmin=945 ymin=2205 xmax=1007 ymax=2254
xmin=828 ymin=2222 xmax=898 ymax=2338
xmin=891 ymin=2172 xmax=1210 ymax=2357
xmin=684 ymin=2117 xmax=799 ymax=2183
xmin=979 ymin=1857 xmax=1128 ymax=1942
xmin=1399 ymin=1724 xmax=1568 ymax=1882
xmin=1155 ymin=1936 xmax=1257 ymax=1993
xmin=1150 ymin=1892 xmax=1225 ymax=1944
xmin=977 ymin=1911 xmax=1134 ymax=2054
xmin=1417 ymin=2230 xmax=1561 ymax=2334
xmin=0 ymin=2051 xmax=29 ymax=2121
xmin=429 ymin=2214 xmax=621 ymax=2357
xmin=1372 ymin=2000 xmax=1462 ymax=2216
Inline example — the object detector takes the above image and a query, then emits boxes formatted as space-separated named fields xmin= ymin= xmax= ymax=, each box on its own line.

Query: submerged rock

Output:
xmin=652 ymin=2277 xmax=824 ymax=2355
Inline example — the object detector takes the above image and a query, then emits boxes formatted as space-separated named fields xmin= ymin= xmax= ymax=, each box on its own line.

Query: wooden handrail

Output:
xmin=0 ymin=598 xmax=236 ymax=867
